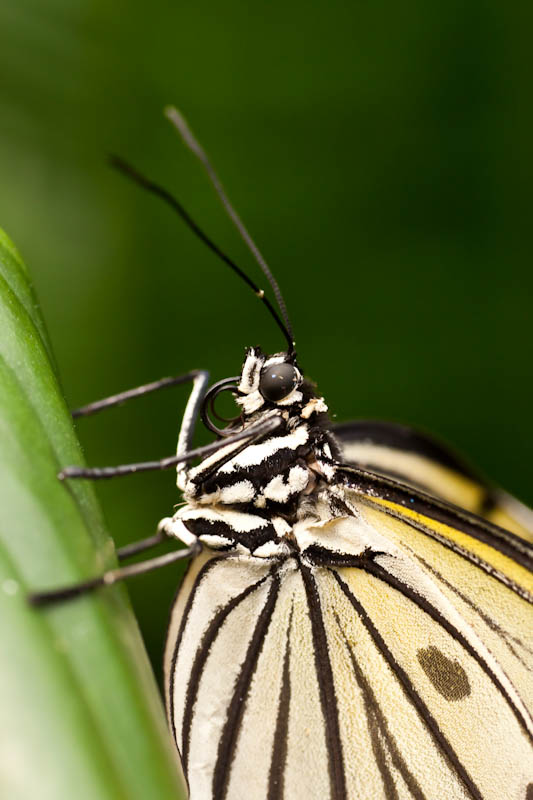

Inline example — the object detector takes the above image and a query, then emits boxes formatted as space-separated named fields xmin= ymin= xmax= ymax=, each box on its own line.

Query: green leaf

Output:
xmin=0 ymin=229 xmax=186 ymax=799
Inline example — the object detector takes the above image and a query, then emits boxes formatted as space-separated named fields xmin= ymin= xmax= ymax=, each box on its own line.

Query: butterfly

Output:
xmin=31 ymin=108 xmax=533 ymax=800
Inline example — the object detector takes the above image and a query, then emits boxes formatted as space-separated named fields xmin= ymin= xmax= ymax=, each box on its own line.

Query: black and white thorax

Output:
xmin=165 ymin=347 xmax=346 ymax=557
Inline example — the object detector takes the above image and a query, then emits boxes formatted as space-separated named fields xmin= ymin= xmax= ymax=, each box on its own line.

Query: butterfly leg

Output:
xmin=71 ymin=370 xmax=209 ymax=418
xmin=59 ymin=416 xmax=283 ymax=481
xmin=116 ymin=528 xmax=167 ymax=560
xmin=29 ymin=537 xmax=201 ymax=607
xmin=59 ymin=369 xmax=210 ymax=480
xmin=115 ymin=515 xmax=198 ymax=560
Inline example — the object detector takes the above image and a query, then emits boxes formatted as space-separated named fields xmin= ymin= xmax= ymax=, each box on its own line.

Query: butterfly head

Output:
xmin=191 ymin=347 xmax=334 ymax=509
xmin=236 ymin=347 xmax=303 ymax=414
xmin=201 ymin=347 xmax=329 ymax=437
xmin=235 ymin=347 xmax=329 ymax=424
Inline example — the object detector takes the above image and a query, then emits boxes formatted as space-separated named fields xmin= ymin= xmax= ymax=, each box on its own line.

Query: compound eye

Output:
xmin=259 ymin=363 xmax=299 ymax=402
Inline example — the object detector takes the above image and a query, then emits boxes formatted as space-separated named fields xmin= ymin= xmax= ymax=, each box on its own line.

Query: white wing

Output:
xmin=164 ymin=506 xmax=533 ymax=800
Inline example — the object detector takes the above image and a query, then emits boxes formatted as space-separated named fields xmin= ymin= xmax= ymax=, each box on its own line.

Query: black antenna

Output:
xmin=165 ymin=106 xmax=295 ymax=351
xmin=110 ymin=156 xmax=293 ymax=352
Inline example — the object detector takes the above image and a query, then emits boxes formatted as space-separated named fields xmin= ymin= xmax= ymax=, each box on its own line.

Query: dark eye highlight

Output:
xmin=259 ymin=363 xmax=299 ymax=402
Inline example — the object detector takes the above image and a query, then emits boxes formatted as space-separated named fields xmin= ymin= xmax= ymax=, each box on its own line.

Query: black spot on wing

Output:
xmin=526 ymin=782 xmax=533 ymax=799
xmin=411 ymin=552 xmax=533 ymax=670
xmin=212 ymin=570 xmax=281 ymax=800
xmin=267 ymin=604 xmax=293 ymax=800
xmin=331 ymin=570 xmax=484 ymax=800
xmin=362 ymin=558 xmax=533 ymax=743
xmin=300 ymin=564 xmax=347 ymax=800
xmin=417 ymin=646 xmax=471 ymax=701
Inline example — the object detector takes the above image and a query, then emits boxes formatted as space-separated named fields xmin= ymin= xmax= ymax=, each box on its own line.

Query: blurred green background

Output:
xmin=1 ymin=0 xmax=531 ymax=676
